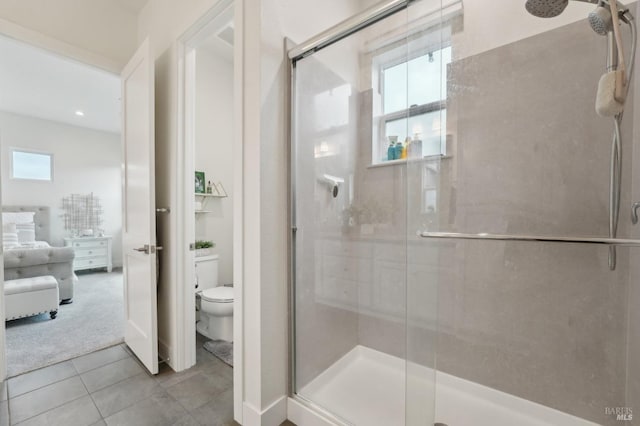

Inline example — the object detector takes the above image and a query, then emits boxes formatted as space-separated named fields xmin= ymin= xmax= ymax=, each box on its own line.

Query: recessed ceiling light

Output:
xmin=75 ymin=110 xmax=84 ymax=117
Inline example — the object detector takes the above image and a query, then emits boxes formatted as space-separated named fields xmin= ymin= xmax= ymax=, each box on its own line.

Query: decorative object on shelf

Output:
xmin=61 ymin=193 xmax=103 ymax=237
xmin=387 ymin=136 xmax=398 ymax=161
xmin=195 ymin=171 xmax=206 ymax=193
xmin=195 ymin=240 xmax=215 ymax=257
xmin=215 ymin=182 xmax=228 ymax=197
xmin=207 ymin=181 xmax=213 ymax=194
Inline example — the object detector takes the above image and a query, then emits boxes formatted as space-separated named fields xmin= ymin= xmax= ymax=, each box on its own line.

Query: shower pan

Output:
xmin=289 ymin=0 xmax=640 ymax=425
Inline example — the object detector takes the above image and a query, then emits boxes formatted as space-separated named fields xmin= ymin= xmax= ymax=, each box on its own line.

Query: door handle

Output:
xmin=134 ymin=245 xmax=151 ymax=254
xmin=633 ymin=202 xmax=640 ymax=224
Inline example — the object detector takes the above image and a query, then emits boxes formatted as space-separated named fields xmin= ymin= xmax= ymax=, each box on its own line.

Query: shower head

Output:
xmin=589 ymin=4 xmax=613 ymax=35
xmin=525 ymin=0 xmax=568 ymax=18
xmin=525 ymin=0 xmax=605 ymax=18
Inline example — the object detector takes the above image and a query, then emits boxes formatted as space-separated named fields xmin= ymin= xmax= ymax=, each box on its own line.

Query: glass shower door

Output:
xmin=290 ymin=2 xmax=445 ymax=424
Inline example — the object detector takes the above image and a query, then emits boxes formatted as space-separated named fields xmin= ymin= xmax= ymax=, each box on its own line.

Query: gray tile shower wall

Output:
xmin=432 ymin=16 xmax=635 ymax=426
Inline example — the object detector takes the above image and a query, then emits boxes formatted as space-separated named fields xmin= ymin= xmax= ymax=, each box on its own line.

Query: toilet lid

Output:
xmin=201 ymin=287 xmax=234 ymax=302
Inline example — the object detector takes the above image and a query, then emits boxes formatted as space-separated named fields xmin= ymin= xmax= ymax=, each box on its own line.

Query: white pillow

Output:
xmin=3 ymin=232 xmax=19 ymax=249
xmin=2 ymin=222 xmax=16 ymax=233
xmin=2 ymin=211 xmax=35 ymax=225
xmin=16 ymin=223 xmax=36 ymax=243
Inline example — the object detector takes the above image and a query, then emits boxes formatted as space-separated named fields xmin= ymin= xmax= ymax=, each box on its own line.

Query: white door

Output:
xmin=121 ymin=38 xmax=158 ymax=375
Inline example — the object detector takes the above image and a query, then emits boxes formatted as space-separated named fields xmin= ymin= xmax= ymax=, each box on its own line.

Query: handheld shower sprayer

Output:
xmin=319 ymin=174 xmax=344 ymax=198
xmin=524 ymin=0 xmax=637 ymax=270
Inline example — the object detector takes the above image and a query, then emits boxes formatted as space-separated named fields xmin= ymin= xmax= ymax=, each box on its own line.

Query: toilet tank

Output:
xmin=195 ymin=254 xmax=219 ymax=292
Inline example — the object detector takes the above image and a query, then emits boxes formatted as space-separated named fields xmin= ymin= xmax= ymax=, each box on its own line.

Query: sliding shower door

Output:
xmin=290 ymin=1 xmax=446 ymax=424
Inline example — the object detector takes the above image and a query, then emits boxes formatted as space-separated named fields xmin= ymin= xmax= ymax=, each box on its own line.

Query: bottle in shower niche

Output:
xmin=394 ymin=138 xmax=404 ymax=160
xmin=387 ymin=136 xmax=398 ymax=161
xmin=402 ymin=136 xmax=411 ymax=159
xmin=410 ymin=133 xmax=423 ymax=158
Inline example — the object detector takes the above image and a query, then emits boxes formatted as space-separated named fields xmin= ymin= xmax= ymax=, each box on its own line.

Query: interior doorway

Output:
xmin=177 ymin=0 xmax=242 ymax=421
xmin=0 ymin=33 xmax=125 ymax=377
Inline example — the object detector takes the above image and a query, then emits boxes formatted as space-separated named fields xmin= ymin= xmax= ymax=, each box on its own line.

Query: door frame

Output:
xmin=0 ymin=27 xmax=122 ymax=382
xmin=175 ymin=0 xmax=244 ymax=422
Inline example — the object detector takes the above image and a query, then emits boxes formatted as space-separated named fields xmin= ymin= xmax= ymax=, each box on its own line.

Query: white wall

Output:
xmin=0 ymin=111 xmax=123 ymax=266
xmin=454 ymin=0 xmax=602 ymax=59
xmin=195 ymin=45 xmax=234 ymax=285
xmin=0 ymin=0 xmax=139 ymax=72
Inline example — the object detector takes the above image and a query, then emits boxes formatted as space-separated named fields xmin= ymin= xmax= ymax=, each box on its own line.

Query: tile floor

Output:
xmin=0 ymin=338 xmax=295 ymax=426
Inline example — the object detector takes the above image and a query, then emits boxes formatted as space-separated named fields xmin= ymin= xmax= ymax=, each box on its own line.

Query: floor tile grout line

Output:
xmin=90 ymin=371 xmax=157 ymax=420
xmin=8 ymin=344 xmax=130 ymax=400
xmin=9 ymin=392 xmax=88 ymax=426
xmin=7 ymin=363 xmax=78 ymax=400
xmin=78 ymin=356 xmax=145 ymax=394
xmin=72 ymin=346 xmax=131 ymax=375
xmin=99 ymin=381 xmax=169 ymax=423
xmin=83 ymin=372 xmax=107 ymax=423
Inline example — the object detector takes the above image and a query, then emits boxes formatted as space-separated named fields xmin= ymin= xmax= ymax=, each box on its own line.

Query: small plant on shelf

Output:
xmin=195 ymin=240 xmax=215 ymax=256
xmin=195 ymin=240 xmax=215 ymax=249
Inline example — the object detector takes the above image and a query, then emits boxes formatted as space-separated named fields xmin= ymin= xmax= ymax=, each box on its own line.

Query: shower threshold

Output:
xmin=298 ymin=346 xmax=598 ymax=426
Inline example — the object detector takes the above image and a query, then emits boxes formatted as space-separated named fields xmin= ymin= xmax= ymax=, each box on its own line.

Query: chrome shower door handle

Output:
xmin=632 ymin=202 xmax=640 ymax=224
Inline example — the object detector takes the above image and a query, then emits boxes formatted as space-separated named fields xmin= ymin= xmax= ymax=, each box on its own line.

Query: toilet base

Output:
xmin=196 ymin=313 xmax=233 ymax=342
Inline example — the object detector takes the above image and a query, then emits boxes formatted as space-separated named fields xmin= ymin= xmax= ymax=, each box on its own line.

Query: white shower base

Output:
xmin=299 ymin=346 xmax=599 ymax=426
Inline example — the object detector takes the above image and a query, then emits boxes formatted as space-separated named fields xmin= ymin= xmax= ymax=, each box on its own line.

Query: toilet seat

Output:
xmin=201 ymin=286 xmax=234 ymax=303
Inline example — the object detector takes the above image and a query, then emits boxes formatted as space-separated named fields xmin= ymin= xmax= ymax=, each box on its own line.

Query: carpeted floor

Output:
xmin=5 ymin=270 xmax=124 ymax=376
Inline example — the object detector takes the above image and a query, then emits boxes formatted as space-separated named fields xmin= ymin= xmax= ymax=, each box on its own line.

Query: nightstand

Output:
xmin=64 ymin=236 xmax=113 ymax=272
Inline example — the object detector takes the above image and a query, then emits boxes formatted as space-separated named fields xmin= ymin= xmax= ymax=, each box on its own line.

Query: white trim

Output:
xmin=0 ymin=17 xmax=121 ymax=74
xmin=176 ymin=1 xmax=244 ymax=423
xmin=243 ymin=396 xmax=288 ymax=426
xmin=0 ymin=133 xmax=5 ymax=380
xmin=232 ymin=0 xmax=245 ymax=422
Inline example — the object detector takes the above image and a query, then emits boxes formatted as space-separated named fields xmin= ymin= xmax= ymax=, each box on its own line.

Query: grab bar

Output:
xmin=420 ymin=231 xmax=640 ymax=247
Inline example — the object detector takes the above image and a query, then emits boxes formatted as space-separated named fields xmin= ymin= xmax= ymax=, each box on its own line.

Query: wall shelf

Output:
xmin=194 ymin=193 xmax=227 ymax=199
xmin=195 ymin=210 xmax=214 ymax=214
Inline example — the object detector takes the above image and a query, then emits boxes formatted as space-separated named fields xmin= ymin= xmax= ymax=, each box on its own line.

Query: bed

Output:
xmin=2 ymin=206 xmax=75 ymax=303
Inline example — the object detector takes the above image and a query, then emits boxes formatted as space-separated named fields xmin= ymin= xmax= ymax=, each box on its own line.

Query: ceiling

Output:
xmin=114 ymin=0 xmax=149 ymax=14
xmin=0 ymin=35 xmax=121 ymax=134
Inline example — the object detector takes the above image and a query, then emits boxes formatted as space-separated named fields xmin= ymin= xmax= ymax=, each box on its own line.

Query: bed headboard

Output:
xmin=2 ymin=206 xmax=50 ymax=242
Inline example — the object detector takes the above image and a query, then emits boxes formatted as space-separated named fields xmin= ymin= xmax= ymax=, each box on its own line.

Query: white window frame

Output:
xmin=10 ymin=148 xmax=54 ymax=182
xmin=376 ymin=44 xmax=450 ymax=163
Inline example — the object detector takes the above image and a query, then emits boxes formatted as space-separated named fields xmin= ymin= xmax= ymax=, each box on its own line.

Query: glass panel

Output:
xmin=292 ymin=5 xmax=438 ymax=426
xmin=385 ymin=109 xmax=447 ymax=156
xmin=11 ymin=150 xmax=52 ymax=181
xmin=411 ymin=0 xmax=639 ymax=423
xmin=383 ymin=46 xmax=451 ymax=114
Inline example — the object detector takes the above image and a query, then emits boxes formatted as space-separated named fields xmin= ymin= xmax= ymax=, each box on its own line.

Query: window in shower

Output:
xmin=373 ymin=44 xmax=451 ymax=163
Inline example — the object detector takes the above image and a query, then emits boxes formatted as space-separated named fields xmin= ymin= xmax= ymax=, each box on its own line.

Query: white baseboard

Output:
xmin=287 ymin=397 xmax=341 ymax=426
xmin=242 ymin=396 xmax=287 ymax=426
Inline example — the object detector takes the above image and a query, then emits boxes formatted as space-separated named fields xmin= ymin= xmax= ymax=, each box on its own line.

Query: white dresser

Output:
xmin=64 ymin=236 xmax=113 ymax=272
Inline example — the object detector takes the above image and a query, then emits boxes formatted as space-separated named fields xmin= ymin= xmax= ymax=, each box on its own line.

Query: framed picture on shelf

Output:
xmin=195 ymin=171 xmax=206 ymax=193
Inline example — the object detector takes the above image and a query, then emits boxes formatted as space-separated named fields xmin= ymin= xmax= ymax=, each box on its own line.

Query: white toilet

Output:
xmin=195 ymin=254 xmax=234 ymax=342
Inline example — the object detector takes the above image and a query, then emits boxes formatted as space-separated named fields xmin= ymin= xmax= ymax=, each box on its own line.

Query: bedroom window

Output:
xmin=11 ymin=149 xmax=53 ymax=181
